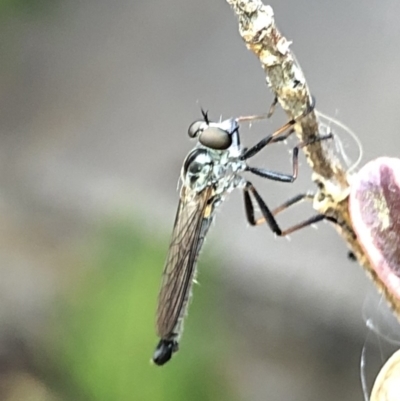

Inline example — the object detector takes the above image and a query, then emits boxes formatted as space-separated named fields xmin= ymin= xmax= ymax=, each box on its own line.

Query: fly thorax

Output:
xmin=182 ymin=148 xmax=213 ymax=192
xmin=212 ymin=153 xmax=246 ymax=195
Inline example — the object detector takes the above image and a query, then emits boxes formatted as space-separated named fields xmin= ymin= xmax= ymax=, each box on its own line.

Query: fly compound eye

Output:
xmin=199 ymin=127 xmax=232 ymax=150
xmin=188 ymin=120 xmax=204 ymax=138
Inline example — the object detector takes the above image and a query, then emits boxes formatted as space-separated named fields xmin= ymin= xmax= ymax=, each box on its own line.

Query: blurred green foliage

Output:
xmin=45 ymin=219 xmax=238 ymax=401
xmin=0 ymin=0 xmax=55 ymax=16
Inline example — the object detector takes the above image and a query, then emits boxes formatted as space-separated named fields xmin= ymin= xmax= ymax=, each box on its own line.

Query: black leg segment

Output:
xmin=246 ymin=132 xmax=333 ymax=183
xmin=240 ymin=96 xmax=316 ymax=161
xmin=243 ymin=182 xmax=337 ymax=237
xmin=267 ymin=96 xmax=278 ymax=118
xmin=240 ymin=120 xmax=296 ymax=161
xmin=246 ymin=146 xmax=299 ymax=182
xmin=243 ymin=182 xmax=282 ymax=235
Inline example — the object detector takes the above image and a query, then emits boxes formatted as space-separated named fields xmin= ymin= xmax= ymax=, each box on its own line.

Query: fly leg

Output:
xmin=245 ymin=133 xmax=333 ymax=182
xmin=243 ymin=182 xmax=337 ymax=237
xmin=239 ymin=97 xmax=316 ymax=161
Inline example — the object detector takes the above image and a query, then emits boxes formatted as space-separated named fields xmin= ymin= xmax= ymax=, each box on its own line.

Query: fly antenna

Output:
xmin=200 ymin=107 xmax=210 ymax=124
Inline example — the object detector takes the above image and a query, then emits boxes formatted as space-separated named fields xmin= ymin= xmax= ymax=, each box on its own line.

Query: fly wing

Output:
xmin=156 ymin=185 xmax=214 ymax=339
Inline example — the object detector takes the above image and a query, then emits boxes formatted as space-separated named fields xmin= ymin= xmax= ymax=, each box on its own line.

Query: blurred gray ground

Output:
xmin=0 ymin=0 xmax=399 ymax=399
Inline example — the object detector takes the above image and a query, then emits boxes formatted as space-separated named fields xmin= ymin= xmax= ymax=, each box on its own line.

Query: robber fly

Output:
xmin=153 ymin=100 xmax=333 ymax=366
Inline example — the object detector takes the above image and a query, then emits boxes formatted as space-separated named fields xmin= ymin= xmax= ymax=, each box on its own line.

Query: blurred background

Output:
xmin=0 ymin=0 xmax=399 ymax=400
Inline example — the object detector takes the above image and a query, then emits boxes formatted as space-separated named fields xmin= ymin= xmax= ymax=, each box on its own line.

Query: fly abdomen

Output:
xmin=153 ymin=339 xmax=179 ymax=366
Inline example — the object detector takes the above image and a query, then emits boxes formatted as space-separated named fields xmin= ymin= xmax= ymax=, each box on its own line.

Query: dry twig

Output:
xmin=226 ymin=0 xmax=400 ymax=316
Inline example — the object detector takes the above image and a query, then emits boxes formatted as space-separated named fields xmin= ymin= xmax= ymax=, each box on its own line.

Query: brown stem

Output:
xmin=226 ymin=0 xmax=400 ymax=317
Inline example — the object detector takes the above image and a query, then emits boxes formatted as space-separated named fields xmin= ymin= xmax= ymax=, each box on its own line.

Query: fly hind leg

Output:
xmin=243 ymin=182 xmax=337 ymax=237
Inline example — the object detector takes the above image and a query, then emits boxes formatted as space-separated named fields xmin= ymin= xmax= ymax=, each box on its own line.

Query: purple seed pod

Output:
xmin=349 ymin=157 xmax=400 ymax=301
